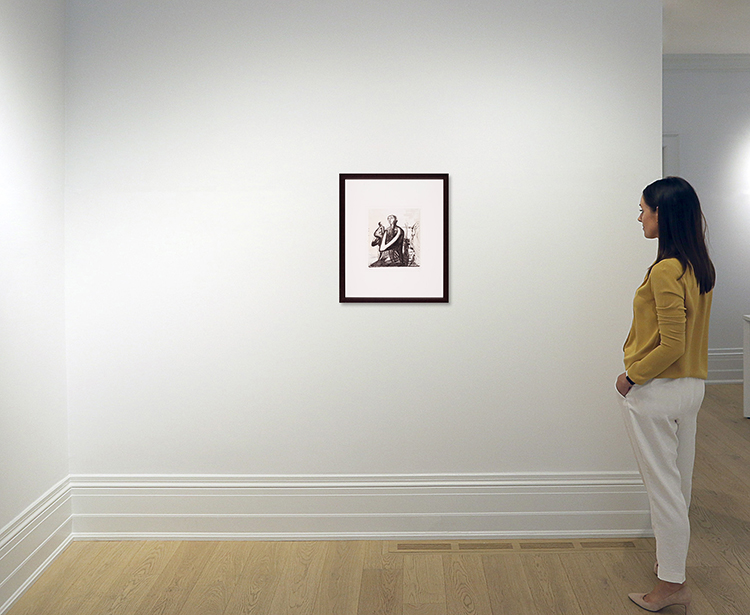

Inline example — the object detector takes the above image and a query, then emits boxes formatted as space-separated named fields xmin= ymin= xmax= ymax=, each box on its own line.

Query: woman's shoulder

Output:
xmin=651 ymin=258 xmax=683 ymax=277
xmin=649 ymin=258 xmax=696 ymax=291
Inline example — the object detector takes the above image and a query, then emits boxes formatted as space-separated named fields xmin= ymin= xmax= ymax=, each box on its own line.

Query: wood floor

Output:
xmin=7 ymin=384 xmax=750 ymax=615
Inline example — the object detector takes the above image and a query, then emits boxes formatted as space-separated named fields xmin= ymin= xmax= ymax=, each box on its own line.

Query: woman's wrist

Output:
xmin=625 ymin=375 xmax=635 ymax=386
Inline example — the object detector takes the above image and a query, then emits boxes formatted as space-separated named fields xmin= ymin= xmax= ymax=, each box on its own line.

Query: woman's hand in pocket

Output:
xmin=616 ymin=372 xmax=633 ymax=397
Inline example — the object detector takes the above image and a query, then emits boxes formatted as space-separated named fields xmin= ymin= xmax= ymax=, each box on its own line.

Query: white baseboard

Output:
xmin=0 ymin=479 xmax=73 ymax=614
xmin=663 ymin=54 xmax=750 ymax=71
xmin=69 ymin=473 xmax=651 ymax=541
xmin=708 ymin=348 xmax=743 ymax=384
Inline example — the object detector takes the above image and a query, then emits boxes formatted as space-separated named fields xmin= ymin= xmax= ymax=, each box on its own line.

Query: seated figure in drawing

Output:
xmin=370 ymin=215 xmax=405 ymax=267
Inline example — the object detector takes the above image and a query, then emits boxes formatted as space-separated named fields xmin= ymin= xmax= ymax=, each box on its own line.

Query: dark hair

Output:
xmin=642 ymin=176 xmax=715 ymax=294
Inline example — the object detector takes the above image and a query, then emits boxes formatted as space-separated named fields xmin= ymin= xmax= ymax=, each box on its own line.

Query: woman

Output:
xmin=616 ymin=177 xmax=715 ymax=613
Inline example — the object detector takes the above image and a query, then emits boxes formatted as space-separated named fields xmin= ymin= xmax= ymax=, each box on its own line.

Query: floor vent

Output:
xmin=391 ymin=538 xmax=652 ymax=554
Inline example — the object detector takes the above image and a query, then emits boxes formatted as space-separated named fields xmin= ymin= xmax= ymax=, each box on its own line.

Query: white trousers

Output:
xmin=620 ymin=377 xmax=705 ymax=584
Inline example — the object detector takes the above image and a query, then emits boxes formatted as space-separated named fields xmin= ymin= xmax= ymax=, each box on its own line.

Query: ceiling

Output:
xmin=663 ymin=0 xmax=750 ymax=54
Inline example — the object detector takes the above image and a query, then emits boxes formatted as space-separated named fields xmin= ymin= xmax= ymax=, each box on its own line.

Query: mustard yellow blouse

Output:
xmin=623 ymin=258 xmax=712 ymax=385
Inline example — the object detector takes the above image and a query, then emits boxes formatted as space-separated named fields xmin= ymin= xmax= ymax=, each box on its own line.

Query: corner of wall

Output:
xmin=0 ymin=479 xmax=73 ymax=614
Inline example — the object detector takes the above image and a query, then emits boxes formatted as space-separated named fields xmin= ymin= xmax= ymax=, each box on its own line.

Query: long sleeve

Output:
xmin=623 ymin=258 xmax=711 ymax=384
xmin=626 ymin=261 xmax=686 ymax=383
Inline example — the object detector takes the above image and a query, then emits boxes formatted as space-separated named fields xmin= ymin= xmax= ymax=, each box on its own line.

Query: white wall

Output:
xmin=664 ymin=55 xmax=750 ymax=382
xmin=0 ymin=1 xmax=71 ymax=608
xmin=63 ymin=0 xmax=662 ymax=531
xmin=0 ymin=0 xmax=68 ymax=532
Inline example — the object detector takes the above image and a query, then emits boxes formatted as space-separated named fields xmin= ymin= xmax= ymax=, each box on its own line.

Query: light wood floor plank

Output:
xmin=522 ymin=554 xmax=584 ymax=615
xmin=687 ymin=565 xmax=750 ymax=615
xmin=8 ymin=541 xmax=94 ymax=615
xmin=357 ymin=567 xmax=403 ymax=615
xmin=696 ymin=413 xmax=750 ymax=479
xmin=363 ymin=541 xmax=402 ymax=571
xmin=54 ymin=541 xmax=152 ymax=615
xmin=691 ymin=454 xmax=750 ymax=582
xmin=686 ymin=504 xmax=725 ymax=569
xmin=482 ymin=553 xmax=536 ymax=615
xmin=442 ymin=554 xmax=493 ymax=615
xmin=702 ymin=384 xmax=746 ymax=440
xmin=266 ymin=541 xmax=327 ymax=615
xmin=222 ymin=541 xmax=282 ymax=615
xmin=312 ymin=541 xmax=366 ymax=615
xmin=403 ymin=553 xmax=446 ymax=615
xmin=134 ymin=541 xmax=217 ymax=615
xmin=403 ymin=605 xmax=446 ymax=615
xmin=176 ymin=541 xmax=252 ymax=615
xmin=105 ymin=541 xmax=185 ymax=615
xmin=683 ymin=570 xmax=722 ymax=615
xmin=563 ymin=551 xmax=631 ymax=614
xmin=693 ymin=443 xmax=750 ymax=500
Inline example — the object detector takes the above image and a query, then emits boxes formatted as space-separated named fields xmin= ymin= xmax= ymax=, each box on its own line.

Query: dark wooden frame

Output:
xmin=339 ymin=173 xmax=449 ymax=303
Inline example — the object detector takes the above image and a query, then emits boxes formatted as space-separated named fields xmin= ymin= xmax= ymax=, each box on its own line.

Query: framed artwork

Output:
xmin=339 ymin=173 xmax=449 ymax=303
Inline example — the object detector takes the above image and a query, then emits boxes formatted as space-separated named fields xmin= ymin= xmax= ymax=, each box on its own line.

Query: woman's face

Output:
xmin=638 ymin=196 xmax=659 ymax=239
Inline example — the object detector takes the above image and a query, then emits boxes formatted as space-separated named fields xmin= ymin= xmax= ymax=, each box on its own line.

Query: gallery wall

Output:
xmin=0 ymin=0 xmax=68 ymax=533
xmin=62 ymin=0 xmax=662 ymax=534
xmin=663 ymin=55 xmax=750 ymax=382
xmin=0 ymin=2 xmax=72 ymax=607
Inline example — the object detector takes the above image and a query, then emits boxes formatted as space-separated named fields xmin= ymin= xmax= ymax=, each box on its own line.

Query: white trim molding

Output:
xmin=69 ymin=473 xmax=651 ymax=541
xmin=0 ymin=479 xmax=73 ymax=614
xmin=708 ymin=348 xmax=744 ymax=384
xmin=744 ymin=316 xmax=749 ymax=417
xmin=663 ymin=54 xmax=750 ymax=71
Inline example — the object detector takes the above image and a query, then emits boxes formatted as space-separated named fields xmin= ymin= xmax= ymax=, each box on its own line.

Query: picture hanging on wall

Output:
xmin=339 ymin=173 xmax=449 ymax=303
